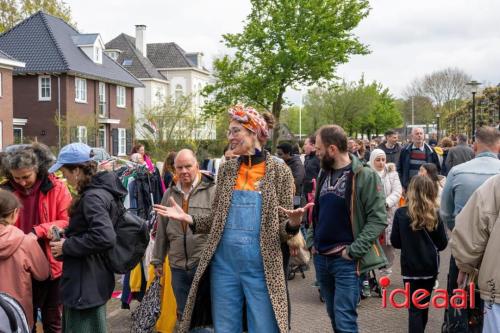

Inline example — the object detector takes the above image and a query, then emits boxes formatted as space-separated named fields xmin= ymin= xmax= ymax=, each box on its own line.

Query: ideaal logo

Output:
xmin=379 ymin=276 xmax=475 ymax=309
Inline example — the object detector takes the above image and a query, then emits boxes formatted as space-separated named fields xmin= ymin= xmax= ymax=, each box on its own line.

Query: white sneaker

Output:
xmin=433 ymin=280 xmax=439 ymax=290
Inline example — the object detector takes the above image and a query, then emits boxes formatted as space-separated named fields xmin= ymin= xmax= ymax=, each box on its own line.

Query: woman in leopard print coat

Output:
xmin=154 ymin=105 xmax=309 ymax=333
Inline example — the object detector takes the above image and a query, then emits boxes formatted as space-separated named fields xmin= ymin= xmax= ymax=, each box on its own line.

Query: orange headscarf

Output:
xmin=228 ymin=104 xmax=269 ymax=143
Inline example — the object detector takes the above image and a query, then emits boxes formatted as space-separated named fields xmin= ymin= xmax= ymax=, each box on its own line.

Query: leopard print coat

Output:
xmin=178 ymin=153 xmax=294 ymax=333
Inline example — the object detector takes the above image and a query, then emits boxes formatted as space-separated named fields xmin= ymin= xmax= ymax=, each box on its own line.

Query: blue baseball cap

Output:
xmin=48 ymin=143 xmax=94 ymax=173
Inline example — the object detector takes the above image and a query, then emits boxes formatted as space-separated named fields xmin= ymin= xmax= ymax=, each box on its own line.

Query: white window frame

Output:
xmin=75 ymin=78 xmax=87 ymax=103
xmin=13 ymin=127 xmax=23 ymax=144
xmin=98 ymin=82 xmax=106 ymax=117
xmin=175 ymin=84 xmax=183 ymax=100
xmin=77 ymin=126 xmax=87 ymax=144
xmin=38 ymin=75 xmax=51 ymax=101
xmin=94 ymin=47 xmax=102 ymax=63
xmin=118 ymin=128 xmax=126 ymax=156
xmin=116 ymin=86 xmax=126 ymax=108
xmin=98 ymin=126 xmax=106 ymax=150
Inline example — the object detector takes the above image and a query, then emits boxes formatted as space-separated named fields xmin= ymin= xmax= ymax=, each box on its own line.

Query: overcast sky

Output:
xmin=66 ymin=0 xmax=500 ymax=105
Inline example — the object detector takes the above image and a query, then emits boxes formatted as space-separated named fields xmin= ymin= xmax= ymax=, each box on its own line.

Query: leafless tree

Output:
xmin=421 ymin=67 xmax=471 ymax=108
xmin=403 ymin=67 xmax=471 ymax=120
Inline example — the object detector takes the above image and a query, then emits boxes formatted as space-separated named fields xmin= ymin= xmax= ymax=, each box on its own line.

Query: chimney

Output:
xmin=135 ymin=25 xmax=146 ymax=54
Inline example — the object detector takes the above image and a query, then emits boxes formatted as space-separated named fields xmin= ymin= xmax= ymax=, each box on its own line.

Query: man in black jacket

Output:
xmin=378 ymin=130 xmax=401 ymax=169
xmin=277 ymin=142 xmax=305 ymax=202
xmin=398 ymin=127 xmax=441 ymax=190
xmin=302 ymin=135 xmax=321 ymax=197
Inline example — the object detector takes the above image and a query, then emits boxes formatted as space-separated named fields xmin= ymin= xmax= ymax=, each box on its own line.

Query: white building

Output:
xmin=106 ymin=26 xmax=215 ymax=140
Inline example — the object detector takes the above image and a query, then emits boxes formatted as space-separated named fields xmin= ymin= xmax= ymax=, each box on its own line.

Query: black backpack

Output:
xmin=107 ymin=200 xmax=150 ymax=274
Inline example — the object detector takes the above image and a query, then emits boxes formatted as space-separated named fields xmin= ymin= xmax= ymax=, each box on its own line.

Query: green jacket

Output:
xmin=308 ymin=154 xmax=387 ymax=274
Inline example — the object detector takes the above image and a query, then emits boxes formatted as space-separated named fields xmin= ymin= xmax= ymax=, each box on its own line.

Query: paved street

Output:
xmin=105 ymin=246 xmax=450 ymax=332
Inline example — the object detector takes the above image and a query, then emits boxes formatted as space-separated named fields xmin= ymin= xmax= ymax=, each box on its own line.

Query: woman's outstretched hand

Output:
xmin=278 ymin=203 xmax=314 ymax=227
xmin=153 ymin=197 xmax=193 ymax=224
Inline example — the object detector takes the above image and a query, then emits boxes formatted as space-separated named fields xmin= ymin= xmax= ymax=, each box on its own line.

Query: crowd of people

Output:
xmin=0 ymin=104 xmax=499 ymax=333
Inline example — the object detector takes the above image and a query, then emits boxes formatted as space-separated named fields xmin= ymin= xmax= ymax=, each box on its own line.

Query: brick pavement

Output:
xmin=106 ymin=247 xmax=451 ymax=332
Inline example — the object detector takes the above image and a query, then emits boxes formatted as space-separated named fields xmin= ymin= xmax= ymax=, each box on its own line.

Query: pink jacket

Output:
xmin=0 ymin=224 xmax=50 ymax=328
xmin=8 ymin=175 xmax=72 ymax=279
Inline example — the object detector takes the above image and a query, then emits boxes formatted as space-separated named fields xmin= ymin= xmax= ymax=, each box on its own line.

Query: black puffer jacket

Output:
xmin=60 ymin=171 xmax=127 ymax=310
xmin=303 ymin=152 xmax=320 ymax=195
xmin=286 ymin=155 xmax=305 ymax=196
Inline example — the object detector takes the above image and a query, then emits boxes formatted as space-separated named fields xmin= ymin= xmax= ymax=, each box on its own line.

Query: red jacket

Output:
xmin=6 ymin=174 xmax=72 ymax=279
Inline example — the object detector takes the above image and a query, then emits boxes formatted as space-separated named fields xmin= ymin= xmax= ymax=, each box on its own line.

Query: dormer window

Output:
xmin=104 ymin=49 xmax=121 ymax=62
xmin=94 ymin=47 xmax=102 ymax=63
xmin=73 ymin=34 xmax=105 ymax=64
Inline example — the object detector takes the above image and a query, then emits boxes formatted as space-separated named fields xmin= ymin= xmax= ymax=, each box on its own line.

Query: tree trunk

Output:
xmin=271 ymin=88 xmax=286 ymax=153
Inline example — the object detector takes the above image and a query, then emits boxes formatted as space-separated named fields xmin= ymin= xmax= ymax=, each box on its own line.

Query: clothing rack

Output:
xmin=110 ymin=158 xmax=157 ymax=218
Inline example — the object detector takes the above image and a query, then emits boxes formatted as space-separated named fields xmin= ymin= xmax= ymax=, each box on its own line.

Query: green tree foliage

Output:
xmin=203 ymin=0 xmax=370 ymax=150
xmin=0 ymin=0 xmax=74 ymax=33
xmin=281 ymin=78 xmax=402 ymax=138
xmin=398 ymin=95 xmax=435 ymax=126
xmin=137 ymin=95 xmax=224 ymax=161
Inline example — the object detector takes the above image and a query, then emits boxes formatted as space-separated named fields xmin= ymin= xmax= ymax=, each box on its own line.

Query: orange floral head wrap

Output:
xmin=228 ymin=104 xmax=269 ymax=142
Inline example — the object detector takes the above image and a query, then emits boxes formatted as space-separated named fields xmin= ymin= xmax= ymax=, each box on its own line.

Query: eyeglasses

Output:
xmin=227 ymin=127 xmax=243 ymax=137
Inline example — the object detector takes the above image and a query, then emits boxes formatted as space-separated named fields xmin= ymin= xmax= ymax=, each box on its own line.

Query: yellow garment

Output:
xmin=146 ymin=258 xmax=177 ymax=333
xmin=129 ymin=263 xmax=143 ymax=293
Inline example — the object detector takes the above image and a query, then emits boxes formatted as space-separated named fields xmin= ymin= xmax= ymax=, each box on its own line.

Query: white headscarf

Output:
xmin=368 ymin=148 xmax=387 ymax=177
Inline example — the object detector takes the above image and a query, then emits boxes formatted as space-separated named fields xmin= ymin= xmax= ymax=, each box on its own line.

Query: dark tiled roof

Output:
xmin=0 ymin=11 xmax=143 ymax=87
xmin=0 ymin=49 xmax=17 ymax=61
xmin=147 ymin=42 xmax=198 ymax=69
xmin=105 ymin=34 xmax=166 ymax=81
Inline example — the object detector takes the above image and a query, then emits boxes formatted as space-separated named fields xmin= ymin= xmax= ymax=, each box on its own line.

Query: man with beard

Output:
xmin=311 ymin=125 xmax=387 ymax=332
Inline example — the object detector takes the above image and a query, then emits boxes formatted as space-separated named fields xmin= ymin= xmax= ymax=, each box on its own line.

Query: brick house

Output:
xmin=0 ymin=49 xmax=25 ymax=150
xmin=0 ymin=11 xmax=143 ymax=156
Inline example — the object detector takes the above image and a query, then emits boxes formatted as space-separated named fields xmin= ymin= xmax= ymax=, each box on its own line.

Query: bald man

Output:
xmin=151 ymin=149 xmax=216 ymax=320
xmin=397 ymin=127 xmax=440 ymax=189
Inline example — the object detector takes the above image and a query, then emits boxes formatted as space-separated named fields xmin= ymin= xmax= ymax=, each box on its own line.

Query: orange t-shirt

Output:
xmin=234 ymin=161 xmax=266 ymax=191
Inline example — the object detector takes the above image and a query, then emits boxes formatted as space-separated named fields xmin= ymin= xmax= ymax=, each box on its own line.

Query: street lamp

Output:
xmin=466 ymin=80 xmax=481 ymax=142
xmin=436 ymin=113 xmax=441 ymax=142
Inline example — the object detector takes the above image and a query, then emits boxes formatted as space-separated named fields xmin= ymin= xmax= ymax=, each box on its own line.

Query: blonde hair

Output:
xmin=407 ymin=176 xmax=439 ymax=231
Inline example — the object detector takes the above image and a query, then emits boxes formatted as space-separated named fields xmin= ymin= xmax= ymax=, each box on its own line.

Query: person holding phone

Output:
xmin=0 ymin=143 xmax=71 ymax=333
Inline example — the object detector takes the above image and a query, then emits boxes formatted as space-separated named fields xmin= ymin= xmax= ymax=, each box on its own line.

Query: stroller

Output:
xmin=287 ymin=255 xmax=308 ymax=280
xmin=360 ymin=270 xmax=383 ymax=299
xmin=0 ymin=292 xmax=30 ymax=333
xmin=286 ymin=229 xmax=311 ymax=281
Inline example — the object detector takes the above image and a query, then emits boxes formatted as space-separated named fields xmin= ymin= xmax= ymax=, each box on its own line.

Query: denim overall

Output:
xmin=210 ymin=190 xmax=279 ymax=333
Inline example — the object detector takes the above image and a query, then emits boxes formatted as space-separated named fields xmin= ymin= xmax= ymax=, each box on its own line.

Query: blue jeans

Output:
xmin=171 ymin=265 xmax=197 ymax=318
xmin=210 ymin=190 xmax=279 ymax=333
xmin=314 ymin=254 xmax=360 ymax=333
